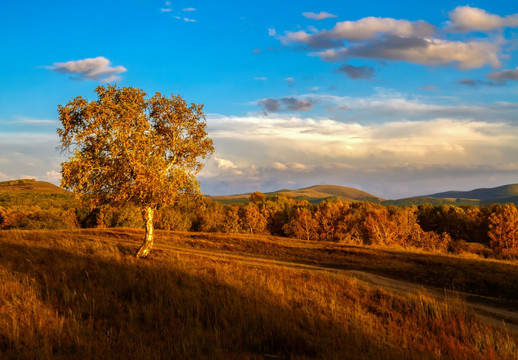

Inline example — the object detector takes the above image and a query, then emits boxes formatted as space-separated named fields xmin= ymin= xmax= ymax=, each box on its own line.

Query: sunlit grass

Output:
xmin=0 ymin=229 xmax=516 ymax=359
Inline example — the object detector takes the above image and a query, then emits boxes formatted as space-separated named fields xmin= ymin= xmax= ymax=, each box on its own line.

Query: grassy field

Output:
xmin=0 ymin=229 xmax=517 ymax=359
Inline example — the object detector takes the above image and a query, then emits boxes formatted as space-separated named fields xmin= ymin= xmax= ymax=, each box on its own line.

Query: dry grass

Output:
xmin=0 ymin=229 xmax=517 ymax=359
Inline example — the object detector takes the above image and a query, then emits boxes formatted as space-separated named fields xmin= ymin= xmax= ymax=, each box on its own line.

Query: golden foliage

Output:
xmin=57 ymin=85 xmax=213 ymax=256
xmin=488 ymin=204 xmax=518 ymax=253
xmin=58 ymin=85 xmax=213 ymax=209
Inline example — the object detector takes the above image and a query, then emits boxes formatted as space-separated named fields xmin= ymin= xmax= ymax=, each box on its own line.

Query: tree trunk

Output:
xmin=136 ymin=206 xmax=155 ymax=258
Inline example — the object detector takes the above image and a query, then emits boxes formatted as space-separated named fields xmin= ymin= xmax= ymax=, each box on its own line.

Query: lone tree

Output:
xmin=58 ymin=85 xmax=214 ymax=257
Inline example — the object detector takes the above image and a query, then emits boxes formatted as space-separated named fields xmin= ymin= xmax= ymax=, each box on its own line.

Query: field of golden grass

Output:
xmin=1 ymin=229 xmax=517 ymax=359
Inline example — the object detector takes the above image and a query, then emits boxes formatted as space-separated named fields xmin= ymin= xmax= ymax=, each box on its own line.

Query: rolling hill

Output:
xmin=0 ymin=179 xmax=67 ymax=193
xmin=426 ymin=184 xmax=518 ymax=202
xmin=209 ymin=184 xmax=383 ymax=204
xmin=3 ymin=179 xmax=518 ymax=206
xmin=383 ymin=183 xmax=518 ymax=206
xmin=211 ymin=183 xmax=518 ymax=206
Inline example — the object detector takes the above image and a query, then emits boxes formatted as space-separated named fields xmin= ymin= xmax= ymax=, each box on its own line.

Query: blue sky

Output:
xmin=1 ymin=0 xmax=517 ymax=198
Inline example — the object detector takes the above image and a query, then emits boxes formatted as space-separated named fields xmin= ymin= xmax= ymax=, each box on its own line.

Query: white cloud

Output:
xmin=329 ymin=17 xmax=435 ymax=40
xmin=160 ymin=8 xmax=172 ymax=12
xmin=254 ymin=76 xmax=268 ymax=80
xmin=45 ymin=170 xmax=61 ymax=181
xmin=208 ymin=114 xmax=518 ymax=164
xmin=215 ymin=157 xmax=238 ymax=170
xmin=302 ymin=11 xmax=338 ymax=20
xmin=281 ymin=17 xmax=435 ymax=44
xmin=183 ymin=8 xmax=196 ymax=12
xmin=448 ymin=6 xmax=518 ymax=32
xmin=48 ymin=56 xmax=127 ymax=82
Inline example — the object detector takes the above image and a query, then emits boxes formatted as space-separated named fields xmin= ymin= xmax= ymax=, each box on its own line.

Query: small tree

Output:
xmin=488 ymin=204 xmax=518 ymax=253
xmin=58 ymin=85 xmax=213 ymax=257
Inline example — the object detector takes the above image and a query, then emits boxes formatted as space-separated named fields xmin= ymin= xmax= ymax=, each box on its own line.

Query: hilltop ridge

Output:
xmin=209 ymin=184 xmax=383 ymax=204
xmin=0 ymin=179 xmax=66 ymax=193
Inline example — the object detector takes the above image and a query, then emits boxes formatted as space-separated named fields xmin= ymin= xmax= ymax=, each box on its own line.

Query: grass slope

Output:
xmin=0 ymin=179 xmax=66 ymax=194
xmin=0 ymin=229 xmax=516 ymax=359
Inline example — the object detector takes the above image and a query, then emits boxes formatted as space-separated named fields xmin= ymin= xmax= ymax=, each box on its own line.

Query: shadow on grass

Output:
xmin=173 ymin=231 xmax=518 ymax=304
xmin=0 ymin=239 xmax=418 ymax=360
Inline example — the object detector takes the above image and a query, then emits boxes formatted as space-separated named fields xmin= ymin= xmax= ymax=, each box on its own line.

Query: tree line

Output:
xmin=1 ymin=191 xmax=517 ymax=258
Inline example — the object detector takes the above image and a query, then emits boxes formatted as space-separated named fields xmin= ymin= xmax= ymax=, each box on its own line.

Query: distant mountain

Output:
xmin=0 ymin=179 xmax=67 ymax=193
xmin=426 ymin=184 xmax=518 ymax=202
xmin=383 ymin=184 xmax=518 ymax=206
xmin=382 ymin=197 xmax=481 ymax=207
xmin=209 ymin=185 xmax=383 ymax=204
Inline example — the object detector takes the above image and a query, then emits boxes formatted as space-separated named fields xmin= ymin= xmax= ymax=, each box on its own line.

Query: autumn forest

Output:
xmin=2 ymin=182 xmax=518 ymax=259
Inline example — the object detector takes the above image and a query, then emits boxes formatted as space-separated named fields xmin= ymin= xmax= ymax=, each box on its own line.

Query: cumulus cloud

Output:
xmin=48 ymin=56 xmax=127 ymax=82
xmin=254 ymin=76 xmax=268 ymax=80
xmin=329 ymin=17 xmax=435 ymax=41
xmin=448 ymin=6 xmax=518 ymax=32
xmin=278 ymin=8 xmax=510 ymax=70
xmin=201 ymin=112 xmax=518 ymax=197
xmin=258 ymin=97 xmax=314 ymax=112
xmin=183 ymin=8 xmax=196 ymax=12
xmin=336 ymin=64 xmax=375 ymax=79
xmin=316 ymin=35 xmax=501 ymax=69
xmin=281 ymin=17 xmax=435 ymax=45
xmin=486 ymin=67 xmax=518 ymax=83
xmin=302 ymin=11 xmax=338 ymax=20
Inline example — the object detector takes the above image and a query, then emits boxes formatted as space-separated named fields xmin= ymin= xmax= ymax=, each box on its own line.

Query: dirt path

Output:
xmin=156 ymin=243 xmax=518 ymax=333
